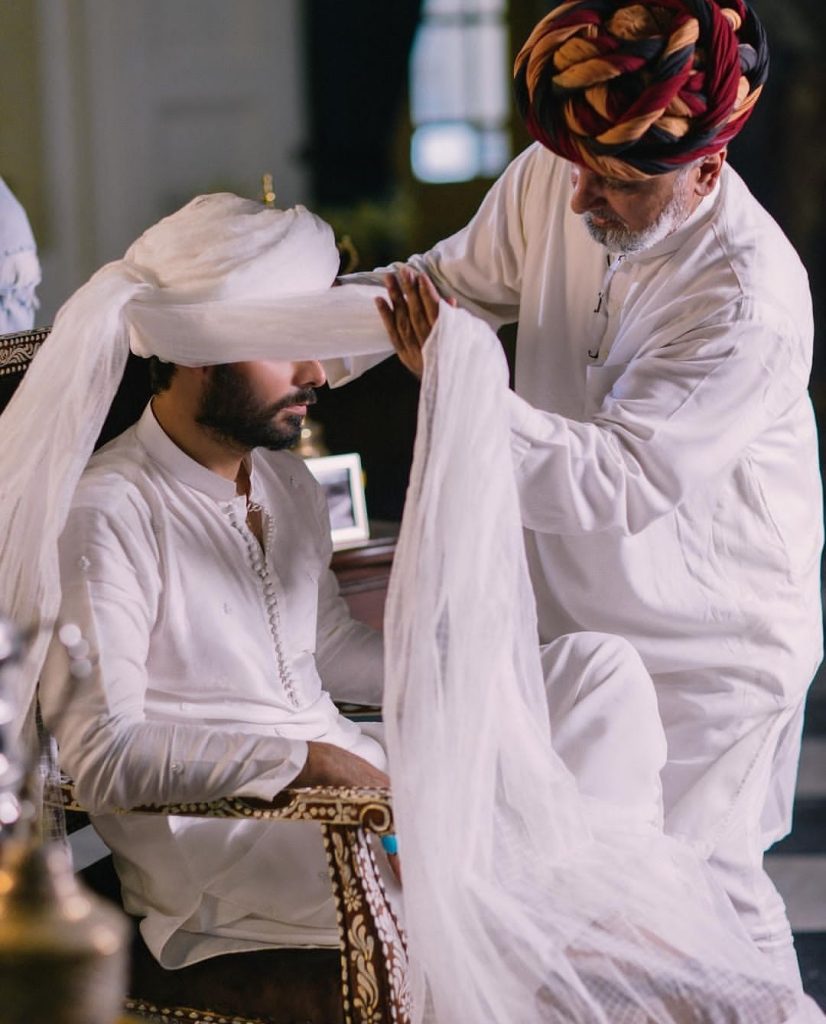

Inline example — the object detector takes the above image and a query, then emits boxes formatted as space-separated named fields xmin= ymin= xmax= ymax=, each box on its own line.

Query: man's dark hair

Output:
xmin=148 ymin=356 xmax=178 ymax=395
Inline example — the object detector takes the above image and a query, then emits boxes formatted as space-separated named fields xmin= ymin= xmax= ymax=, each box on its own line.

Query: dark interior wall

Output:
xmin=303 ymin=0 xmax=423 ymax=521
xmin=303 ymin=0 xmax=422 ymax=207
xmin=727 ymin=0 xmax=826 ymax=396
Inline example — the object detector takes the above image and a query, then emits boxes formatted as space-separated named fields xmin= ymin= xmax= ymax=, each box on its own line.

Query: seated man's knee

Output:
xmin=541 ymin=632 xmax=667 ymax=812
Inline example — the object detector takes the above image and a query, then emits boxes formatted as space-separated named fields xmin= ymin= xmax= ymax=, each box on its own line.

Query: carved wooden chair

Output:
xmin=1 ymin=327 xmax=409 ymax=1024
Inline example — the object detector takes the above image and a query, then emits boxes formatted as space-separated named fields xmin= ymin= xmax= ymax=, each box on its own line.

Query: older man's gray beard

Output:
xmin=582 ymin=176 xmax=695 ymax=255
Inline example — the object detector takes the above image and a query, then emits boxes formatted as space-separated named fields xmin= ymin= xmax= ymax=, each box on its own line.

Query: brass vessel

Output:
xmin=0 ymin=838 xmax=129 ymax=1024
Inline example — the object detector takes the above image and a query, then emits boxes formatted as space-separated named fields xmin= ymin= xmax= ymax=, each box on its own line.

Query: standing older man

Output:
xmin=373 ymin=0 xmax=822 ymax=986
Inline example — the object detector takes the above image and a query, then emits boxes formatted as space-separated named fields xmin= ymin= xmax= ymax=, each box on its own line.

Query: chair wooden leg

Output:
xmin=322 ymin=823 xmax=410 ymax=1024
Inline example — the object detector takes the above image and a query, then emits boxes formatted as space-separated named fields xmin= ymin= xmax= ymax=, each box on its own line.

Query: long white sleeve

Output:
xmin=40 ymin=501 xmax=308 ymax=813
xmin=506 ymin=312 xmax=810 ymax=536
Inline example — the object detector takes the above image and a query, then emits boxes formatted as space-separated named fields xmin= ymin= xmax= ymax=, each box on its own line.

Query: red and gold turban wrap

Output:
xmin=513 ymin=0 xmax=768 ymax=179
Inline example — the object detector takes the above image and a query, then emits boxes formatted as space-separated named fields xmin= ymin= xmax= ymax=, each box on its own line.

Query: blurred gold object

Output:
xmin=260 ymin=173 xmax=276 ymax=208
xmin=0 ymin=838 xmax=129 ymax=1024
xmin=295 ymin=416 xmax=330 ymax=459
xmin=336 ymin=233 xmax=359 ymax=273
xmin=0 ymin=611 xmax=128 ymax=1023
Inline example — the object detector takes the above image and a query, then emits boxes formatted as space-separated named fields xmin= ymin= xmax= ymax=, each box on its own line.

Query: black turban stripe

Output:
xmin=513 ymin=0 xmax=769 ymax=179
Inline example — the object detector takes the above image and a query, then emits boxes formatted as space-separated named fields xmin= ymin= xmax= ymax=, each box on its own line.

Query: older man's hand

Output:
xmin=375 ymin=268 xmax=455 ymax=379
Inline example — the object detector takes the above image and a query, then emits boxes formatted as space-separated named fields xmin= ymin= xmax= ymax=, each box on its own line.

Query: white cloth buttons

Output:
xmin=227 ymin=506 xmax=301 ymax=708
xmin=59 ymin=624 xmax=94 ymax=679
xmin=58 ymin=623 xmax=82 ymax=647
xmin=67 ymin=638 xmax=90 ymax=659
xmin=69 ymin=658 xmax=93 ymax=679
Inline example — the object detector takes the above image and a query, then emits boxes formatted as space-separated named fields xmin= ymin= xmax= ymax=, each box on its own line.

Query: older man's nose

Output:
xmin=569 ymin=167 xmax=605 ymax=214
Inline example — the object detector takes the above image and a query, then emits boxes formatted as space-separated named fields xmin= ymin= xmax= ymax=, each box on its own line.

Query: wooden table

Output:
xmin=332 ymin=526 xmax=397 ymax=631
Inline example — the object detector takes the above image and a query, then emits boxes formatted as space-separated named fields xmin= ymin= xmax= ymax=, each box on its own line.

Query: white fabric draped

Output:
xmin=1 ymin=189 xmax=815 ymax=1018
xmin=0 ymin=198 xmax=391 ymax=751
xmin=383 ymin=301 xmax=797 ymax=1023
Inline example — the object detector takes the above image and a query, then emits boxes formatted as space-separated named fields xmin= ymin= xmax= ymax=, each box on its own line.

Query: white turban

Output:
xmin=0 ymin=195 xmax=391 ymax=750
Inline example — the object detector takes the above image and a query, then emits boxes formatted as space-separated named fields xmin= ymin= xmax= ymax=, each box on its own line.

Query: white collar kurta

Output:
xmin=40 ymin=404 xmax=384 ymax=965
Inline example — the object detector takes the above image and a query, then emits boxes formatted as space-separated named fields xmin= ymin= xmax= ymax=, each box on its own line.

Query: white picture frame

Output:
xmin=305 ymin=452 xmax=370 ymax=550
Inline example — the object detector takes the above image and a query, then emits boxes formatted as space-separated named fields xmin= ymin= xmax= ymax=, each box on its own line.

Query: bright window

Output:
xmin=410 ymin=0 xmax=511 ymax=184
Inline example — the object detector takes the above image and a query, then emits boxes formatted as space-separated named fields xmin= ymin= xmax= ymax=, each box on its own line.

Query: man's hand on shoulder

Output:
xmin=292 ymin=740 xmax=390 ymax=790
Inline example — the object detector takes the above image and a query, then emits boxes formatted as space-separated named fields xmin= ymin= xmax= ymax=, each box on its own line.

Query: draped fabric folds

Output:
xmin=0 ymin=197 xmax=391 ymax=754
xmin=0 ymin=189 xmax=806 ymax=1018
xmin=383 ymin=303 xmax=795 ymax=1023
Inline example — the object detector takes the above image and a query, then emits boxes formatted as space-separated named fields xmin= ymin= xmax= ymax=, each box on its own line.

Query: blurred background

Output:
xmin=2 ymin=0 xmax=825 ymax=518
xmin=1 ymin=0 xmax=825 ymax=1000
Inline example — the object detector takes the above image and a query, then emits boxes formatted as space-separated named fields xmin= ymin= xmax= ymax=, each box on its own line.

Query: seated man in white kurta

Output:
xmin=41 ymin=346 xmax=667 ymax=968
xmin=40 ymin=352 xmax=393 ymax=967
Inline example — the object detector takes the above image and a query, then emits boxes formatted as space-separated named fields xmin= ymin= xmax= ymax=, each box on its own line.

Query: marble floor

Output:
xmin=765 ymin=685 xmax=826 ymax=1008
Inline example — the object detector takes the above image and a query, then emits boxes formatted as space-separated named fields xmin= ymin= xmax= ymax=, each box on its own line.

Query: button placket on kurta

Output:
xmin=225 ymin=498 xmax=302 ymax=709
xmin=588 ymin=254 xmax=627 ymax=365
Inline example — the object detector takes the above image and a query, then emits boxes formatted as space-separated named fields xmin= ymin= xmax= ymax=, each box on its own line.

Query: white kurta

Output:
xmin=40 ymin=404 xmax=385 ymax=967
xmin=358 ymin=144 xmax=823 ymax=948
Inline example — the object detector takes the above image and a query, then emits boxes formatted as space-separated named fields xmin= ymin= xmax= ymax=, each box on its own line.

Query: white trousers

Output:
xmin=542 ymin=631 xmax=667 ymax=827
xmin=161 ymin=630 xmax=804 ymax=998
xmin=541 ymin=631 xmax=803 ymax=996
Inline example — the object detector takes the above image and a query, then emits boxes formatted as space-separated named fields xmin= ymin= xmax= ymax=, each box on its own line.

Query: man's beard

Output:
xmin=196 ymin=364 xmax=316 ymax=451
xmin=582 ymin=176 xmax=695 ymax=255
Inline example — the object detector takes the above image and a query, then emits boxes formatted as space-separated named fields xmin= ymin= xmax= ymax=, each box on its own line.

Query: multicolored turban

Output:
xmin=513 ymin=0 xmax=768 ymax=179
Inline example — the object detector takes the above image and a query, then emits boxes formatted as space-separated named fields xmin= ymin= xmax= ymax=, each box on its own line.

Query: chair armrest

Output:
xmin=57 ymin=776 xmax=409 ymax=1023
xmin=57 ymin=777 xmax=393 ymax=834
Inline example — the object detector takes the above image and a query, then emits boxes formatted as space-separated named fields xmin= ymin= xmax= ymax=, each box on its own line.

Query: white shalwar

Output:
xmin=368 ymin=144 xmax=824 ymax=965
xmin=40 ymin=404 xmax=386 ymax=967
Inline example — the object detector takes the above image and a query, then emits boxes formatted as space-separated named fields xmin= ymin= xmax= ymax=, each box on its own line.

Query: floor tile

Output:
xmin=795 ymin=933 xmax=826 ymax=1010
xmin=765 ymin=855 xmax=826 ymax=932
xmin=771 ymin=800 xmax=826 ymax=855
xmin=796 ymin=739 xmax=826 ymax=800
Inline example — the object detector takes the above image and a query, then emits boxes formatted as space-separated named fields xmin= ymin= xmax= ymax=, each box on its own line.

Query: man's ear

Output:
xmin=166 ymin=363 xmax=211 ymax=405
xmin=694 ymin=149 xmax=726 ymax=197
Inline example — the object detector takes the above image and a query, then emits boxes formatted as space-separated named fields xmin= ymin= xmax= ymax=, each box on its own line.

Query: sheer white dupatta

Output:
xmin=383 ymin=303 xmax=797 ymax=1023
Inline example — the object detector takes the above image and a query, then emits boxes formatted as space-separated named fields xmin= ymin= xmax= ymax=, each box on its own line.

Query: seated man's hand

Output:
xmin=375 ymin=268 xmax=454 ymax=379
xmin=293 ymin=740 xmax=390 ymax=790
xmin=294 ymin=742 xmax=401 ymax=883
